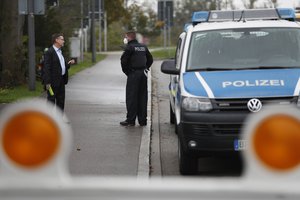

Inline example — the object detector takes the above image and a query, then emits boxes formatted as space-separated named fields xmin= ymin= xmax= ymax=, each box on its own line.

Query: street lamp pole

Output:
xmin=98 ymin=0 xmax=102 ymax=52
xmin=80 ymin=0 xmax=84 ymax=61
xmin=91 ymin=0 xmax=96 ymax=62
xmin=28 ymin=0 xmax=36 ymax=91
xmin=163 ymin=0 xmax=167 ymax=49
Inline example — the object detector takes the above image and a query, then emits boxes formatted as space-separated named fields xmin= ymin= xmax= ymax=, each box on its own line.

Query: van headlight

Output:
xmin=182 ymin=97 xmax=212 ymax=112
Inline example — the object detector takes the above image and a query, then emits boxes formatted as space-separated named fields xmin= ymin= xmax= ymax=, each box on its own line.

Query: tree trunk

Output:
xmin=0 ymin=0 xmax=25 ymax=87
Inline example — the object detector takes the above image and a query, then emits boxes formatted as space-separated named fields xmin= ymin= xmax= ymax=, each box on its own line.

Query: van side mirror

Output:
xmin=161 ymin=60 xmax=179 ymax=75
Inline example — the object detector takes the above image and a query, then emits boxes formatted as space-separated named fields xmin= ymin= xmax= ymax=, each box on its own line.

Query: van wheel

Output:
xmin=178 ymin=139 xmax=198 ymax=175
xmin=170 ymin=103 xmax=175 ymax=124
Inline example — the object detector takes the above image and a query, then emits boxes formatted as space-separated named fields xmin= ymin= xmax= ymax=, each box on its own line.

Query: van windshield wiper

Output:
xmin=239 ymin=66 xmax=300 ymax=70
xmin=188 ymin=67 xmax=234 ymax=71
xmin=188 ymin=66 xmax=300 ymax=72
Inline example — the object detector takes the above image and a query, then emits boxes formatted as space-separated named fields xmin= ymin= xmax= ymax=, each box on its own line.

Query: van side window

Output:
xmin=175 ymin=33 xmax=186 ymax=70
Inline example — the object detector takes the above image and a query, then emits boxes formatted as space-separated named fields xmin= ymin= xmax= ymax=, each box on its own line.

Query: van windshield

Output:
xmin=187 ymin=28 xmax=300 ymax=71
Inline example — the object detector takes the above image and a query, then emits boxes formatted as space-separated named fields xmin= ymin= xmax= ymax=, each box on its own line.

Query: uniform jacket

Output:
xmin=120 ymin=39 xmax=153 ymax=75
xmin=43 ymin=46 xmax=70 ymax=86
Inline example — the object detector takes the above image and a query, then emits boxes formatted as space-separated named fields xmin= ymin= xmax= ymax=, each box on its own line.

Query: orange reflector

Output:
xmin=2 ymin=111 xmax=61 ymax=168
xmin=253 ymin=114 xmax=300 ymax=171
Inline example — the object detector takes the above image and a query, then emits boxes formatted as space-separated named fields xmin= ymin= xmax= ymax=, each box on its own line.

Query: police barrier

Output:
xmin=0 ymin=99 xmax=300 ymax=199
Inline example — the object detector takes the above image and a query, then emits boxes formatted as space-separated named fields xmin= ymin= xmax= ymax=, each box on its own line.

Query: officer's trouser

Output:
xmin=126 ymin=69 xmax=148 ymax=124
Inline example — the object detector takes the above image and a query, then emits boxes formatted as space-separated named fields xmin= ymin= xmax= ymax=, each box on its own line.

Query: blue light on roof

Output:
xmin=277 ymin=8 xmax=295 ymax=20
xmin=184 ymin=23 xmax=192 ymax=32
xmin=192 ymin=11 xmax=209 ymax=23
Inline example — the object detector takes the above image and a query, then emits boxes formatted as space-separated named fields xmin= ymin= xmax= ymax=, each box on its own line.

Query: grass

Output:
xmin=0 ymin=53 xmax=106 ymax=103
xmin=0 ymin=83 xmax=45 ymax=103
xmin=150 ymin=47 xmax=176 ymax=60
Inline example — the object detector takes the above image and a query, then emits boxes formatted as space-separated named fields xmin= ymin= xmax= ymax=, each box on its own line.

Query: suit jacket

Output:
xmin=43 ymin=46 xmax=70 ymax=87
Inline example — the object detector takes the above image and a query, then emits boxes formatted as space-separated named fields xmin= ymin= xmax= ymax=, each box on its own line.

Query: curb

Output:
xmin=137 ymin=71 xmax=152 ymax=178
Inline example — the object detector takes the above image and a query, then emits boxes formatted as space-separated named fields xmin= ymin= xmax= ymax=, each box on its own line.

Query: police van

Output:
xmin=161 ymin=8 xmax=300 ymax=175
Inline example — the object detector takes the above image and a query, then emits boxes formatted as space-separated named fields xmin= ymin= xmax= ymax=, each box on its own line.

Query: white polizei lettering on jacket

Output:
xmin=222 ymin=80 xmax=285 ymax=88
xmin=135 ymin=47 xmax=146 ymax=51
xmin=293 ymin=78 xmax=300 ymax=96
xmin=195 ymin=72 xmax=215 ymax=98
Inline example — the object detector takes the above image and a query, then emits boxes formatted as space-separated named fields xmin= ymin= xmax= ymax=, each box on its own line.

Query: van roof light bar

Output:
xmin=191 ymin=8 xmax=295 ymax=25
xmin=277 ymin=8 xmax=296 ymax=20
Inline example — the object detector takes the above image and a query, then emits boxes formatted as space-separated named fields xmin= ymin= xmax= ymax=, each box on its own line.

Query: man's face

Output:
xmin=55 ymin=36 xmax=65 ymax=47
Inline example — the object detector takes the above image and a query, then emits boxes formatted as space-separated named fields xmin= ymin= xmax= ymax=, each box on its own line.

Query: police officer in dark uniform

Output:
xmin=120 ymin=31 xmax=153 ymax=126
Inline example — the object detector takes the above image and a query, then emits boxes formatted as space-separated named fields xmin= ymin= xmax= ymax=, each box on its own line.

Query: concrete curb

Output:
xmin=137 ymin=71 xmax=152 ymax=178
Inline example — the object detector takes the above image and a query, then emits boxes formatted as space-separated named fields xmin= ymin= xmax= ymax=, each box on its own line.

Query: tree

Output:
xmin=242 ymin=0 xmax=258 ymax=9
xmin=0 ymin=0 xmax=26 ymax=87
xmin=172 ymin=0 xmax=216 ymax=42
xmin=0 ymin=0 xmax=82 ymax=88
xmin=105 ymin=0 xmax=127 ymax=25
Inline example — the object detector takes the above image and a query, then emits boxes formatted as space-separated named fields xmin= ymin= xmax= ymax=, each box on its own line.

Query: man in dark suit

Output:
xmin=43 ymin=33 xmax=75 ymax=112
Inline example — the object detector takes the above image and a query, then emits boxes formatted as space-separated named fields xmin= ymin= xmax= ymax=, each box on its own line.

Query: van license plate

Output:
xmin=234 ymin=139 xmax=247 ymax=151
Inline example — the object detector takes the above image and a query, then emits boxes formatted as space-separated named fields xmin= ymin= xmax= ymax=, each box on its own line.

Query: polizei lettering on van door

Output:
xmin=222 ymin=80 xmax=285 ymax=88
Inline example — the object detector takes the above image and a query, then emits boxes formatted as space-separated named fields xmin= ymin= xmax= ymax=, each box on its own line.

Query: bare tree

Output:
xmin=221 ymin=0 xmax=236 ymax=10
xmin=242 ymin=0 xmax=258 ymax=9
xmin=271 ymin=0 xmax=278 ymax=8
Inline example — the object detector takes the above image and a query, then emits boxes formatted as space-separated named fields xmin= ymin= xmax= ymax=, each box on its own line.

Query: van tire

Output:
xmin=178 ymin=139 xmax=198 ymax=175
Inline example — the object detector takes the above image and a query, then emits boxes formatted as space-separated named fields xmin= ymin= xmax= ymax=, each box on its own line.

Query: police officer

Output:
xmin=120 ymin=31 xmax=153 ymax=126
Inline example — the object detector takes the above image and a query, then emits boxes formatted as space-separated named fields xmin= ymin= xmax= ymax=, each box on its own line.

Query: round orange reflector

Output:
xmin=2 ymin=111 xmax=61 ymax=168
xmin=253 ymin=114 xmax=300 ymax=171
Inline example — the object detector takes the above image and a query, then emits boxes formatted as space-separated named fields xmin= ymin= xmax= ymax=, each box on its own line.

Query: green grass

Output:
xmin=0 ymin=83 xmax=45 ymax=103
xmin=0 ymin=53 xmax=106 ymax=103
xmin=151 ymin=47 xmax=176 ymax=60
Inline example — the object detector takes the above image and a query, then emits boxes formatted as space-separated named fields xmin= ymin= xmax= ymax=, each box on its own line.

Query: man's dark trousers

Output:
xmin=47 ymin=78 xmax=65 ymax=111
xmin=126 ymin=69 xmax=148 ymax=125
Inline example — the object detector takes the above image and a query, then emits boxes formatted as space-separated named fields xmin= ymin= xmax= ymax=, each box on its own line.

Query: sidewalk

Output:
xmin=65 ymin=53 xmax=151 ymax=177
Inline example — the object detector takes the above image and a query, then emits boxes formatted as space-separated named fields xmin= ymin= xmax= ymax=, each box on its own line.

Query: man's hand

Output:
xmin=144 ymin=69 xmax=149 ymax=77
xmin=68 ymin=59 xmax=76 ymax=65
xmin=46 ymin=84 xmax=51 ymax=90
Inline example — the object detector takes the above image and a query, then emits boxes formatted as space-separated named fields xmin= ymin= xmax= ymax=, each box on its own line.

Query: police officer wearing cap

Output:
xmin=120 ymin=31 xmax=153 ymax=126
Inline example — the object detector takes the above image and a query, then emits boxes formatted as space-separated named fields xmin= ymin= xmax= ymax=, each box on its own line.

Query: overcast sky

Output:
xmin=128 ymin=0 xmax=300 ymax=11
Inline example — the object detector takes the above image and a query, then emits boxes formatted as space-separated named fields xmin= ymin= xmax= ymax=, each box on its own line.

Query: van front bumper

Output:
xmin=178 ymin=111 xmax=248 ymax=155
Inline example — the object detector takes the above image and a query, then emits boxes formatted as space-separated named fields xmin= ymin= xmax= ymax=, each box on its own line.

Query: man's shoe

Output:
xmin=139 ymin=123 xmax=147 ymax=126
xmin=120 ymin=120 xmax=135 ymax=126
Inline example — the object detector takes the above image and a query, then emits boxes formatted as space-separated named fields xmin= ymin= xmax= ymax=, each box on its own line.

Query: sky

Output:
xmin=127 ymin=0 xmax=300 ymax=11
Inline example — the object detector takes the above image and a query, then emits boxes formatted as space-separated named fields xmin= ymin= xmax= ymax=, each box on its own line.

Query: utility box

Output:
xmin=69 ymin=37 xmax=81 ymax=60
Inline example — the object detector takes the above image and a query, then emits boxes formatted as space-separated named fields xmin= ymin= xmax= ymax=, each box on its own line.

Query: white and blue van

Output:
xmin=161 ymin=8 xmax=300 ymax=175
